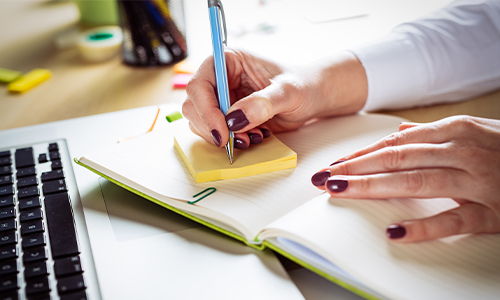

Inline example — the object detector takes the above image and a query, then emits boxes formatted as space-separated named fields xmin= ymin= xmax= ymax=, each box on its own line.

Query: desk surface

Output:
xmin=0 ymin=0 xmax=499 ymax=130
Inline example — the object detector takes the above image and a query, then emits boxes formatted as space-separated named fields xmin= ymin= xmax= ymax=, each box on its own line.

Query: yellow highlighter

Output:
xmin=8 ymin=69 xmax=52 ymax=93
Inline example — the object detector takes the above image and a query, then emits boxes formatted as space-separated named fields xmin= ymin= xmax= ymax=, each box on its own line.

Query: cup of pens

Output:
xmin=117 ymin=0 xmax=188 ymax=67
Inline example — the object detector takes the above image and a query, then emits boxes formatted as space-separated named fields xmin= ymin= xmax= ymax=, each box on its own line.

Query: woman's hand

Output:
xmin=183 ymin=49 xmax=367 ymax=149
xmin=311 ymin=115 xmax=500 ymax=242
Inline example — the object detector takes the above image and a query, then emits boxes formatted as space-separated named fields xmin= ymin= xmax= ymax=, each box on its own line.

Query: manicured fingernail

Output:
xmin=248 ymin=132 xmax=263 ymax=144
xmin=260 ymin=128 xmax=271 ymax=138
xmin=326 ymin=179 xmax=348 ymax=193
xmin=311 ymin=171 xmax=330 ymax=186
xmin=226 ymin=109 xmax=249 ymax=131
xmin=234 ymin=138 xmax=249 ymax=149
xmin=330 ymin=160 xmax=346 ymax=166
xmin=386 ymin=224 xmax=406 ymax=239
xmin=211 ymin=129 xmax=221 ymax=147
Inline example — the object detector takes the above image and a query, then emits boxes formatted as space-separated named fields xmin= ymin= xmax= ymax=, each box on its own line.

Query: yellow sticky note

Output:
xmin=173 ymin=60 xmax=197 ymax=74
xmin=8 ymin=69 xmax=52 ymax=93
xmin=173 ymin=122 xmax=297 ymax=183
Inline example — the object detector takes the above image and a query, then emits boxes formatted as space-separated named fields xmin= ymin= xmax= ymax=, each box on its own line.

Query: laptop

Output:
xmin=0 ymin=104 xmax=305 ymax=300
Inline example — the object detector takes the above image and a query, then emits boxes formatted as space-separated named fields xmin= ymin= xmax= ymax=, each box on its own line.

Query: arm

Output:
xmin=353 ymin=0 xmax=500 ymax=111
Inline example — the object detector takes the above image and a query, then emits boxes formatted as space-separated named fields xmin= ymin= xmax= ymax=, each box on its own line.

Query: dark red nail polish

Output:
xmin=248 ymin=132 xmax=263 ymax=144
xmin=226 ymin=109 xmax=250 ymax=131
xmin=330 ymin=160 xmax=346 ymax=166
xmin=326 ymin=179 xmax=348 ymax=193
xmin=311 ymin=171 xmax=330 ymax=186
xmin=234 ymin=138 xmax=249 ymax=149
xmin=211 ymin=129 xmax=221 ymax=147
xmin=386 ymin=225 xmax=406 ymax=239
xmin=260 ymin=128 xmax=271 ymax=138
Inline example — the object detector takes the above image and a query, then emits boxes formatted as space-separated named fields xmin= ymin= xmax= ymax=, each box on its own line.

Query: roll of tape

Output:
xmin=77 ymin=26 xmax=123 ymax=62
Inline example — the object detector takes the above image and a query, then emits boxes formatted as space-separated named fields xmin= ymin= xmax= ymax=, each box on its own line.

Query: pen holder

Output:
xmin=116 ymin=0 xmax=187 ymax=67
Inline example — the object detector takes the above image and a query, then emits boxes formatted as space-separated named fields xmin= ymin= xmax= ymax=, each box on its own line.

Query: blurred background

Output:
xmin=6 ymin=0 xmax=497 ymax=135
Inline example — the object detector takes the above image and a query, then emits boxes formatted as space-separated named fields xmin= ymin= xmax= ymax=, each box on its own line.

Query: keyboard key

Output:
xmin=0 ymin=231 xmax=17 ymax=246
xmin=60 ymin=290 xmax=87 ymax=300
xmin=51 ymin=159 xmax=62 ymax=170
xmin=16 ymin=166 xmax=36 ymax=178
xmin=0 ymin=185 xmax=14 ymax=196
xmin=0 ymin=245 xmax=18 ymax=260
xmin=0 ymin=156 xmax=11 ymax=167
xmin=0 ymin=207 xmax=15 ymax=219
xmin=23 ymin=246 xmax=47 ymax=263
xmin=1 ymin=291 xmax=18 ymax=300
xmin=41 ymin=169 xmax=64 ymax=182
xmin=0 ymin=195 xmax=14 ymax=208
xmin=22 ymin=233 xmax=45 ymax=249
xmin=17 ymin=176 xmax=37 ymax=188
xmin=49 ymin=151 xmax=60 ymax=161
xmin=27 ymin=293 xmax=49 ymax=300
xmin=48 ymin=143 xmax=59 ymax=152
xmin=0 ymin=151 xmax=10 ymax=158
xmin=21 ymin=220 xmax=44 ymax=236
xmin=38 ymin=153 xmax=48 ymax=164
xmin=42 ymin=179 xmax=67 ymax=195
xmin=44 ymin=192 xmax=79 ymax=258
xmin=19 ymin=197 xmax=41 ymax=211
xmin=0 ymin=275 xmax=17 ymax=293
xmin=24 ymin=261 xmax=48 ymax=279
xmin=15 ymin=147 xmax=35 ymax=168
xmin=57 ymin=274 xmax=85 ymax=294
xmin=0 ymin=259 xmax=17 ymax=276
xmin=0 ymin=175 xmax=13 ymax=186
xmin=0 ymin=219 xmax=16 ymax=232
xmin=20 ymin=208 xmax=43 ymax=222
xmin=17 ymin=186 xmax=39 ymax=199
xmin=26 ymin=275 xmax=50 ymax=295
xmin=54 ymin=256 xmax=83 ymax=278
xmin=0 ymin=166 xmax=12 ymax=176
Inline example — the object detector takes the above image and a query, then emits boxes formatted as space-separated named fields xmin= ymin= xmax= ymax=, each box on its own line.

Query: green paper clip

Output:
xmin=188 ymin=187 xmax=217 ymax=205
xmin=166 ymin=111 xmax=183 ymax=123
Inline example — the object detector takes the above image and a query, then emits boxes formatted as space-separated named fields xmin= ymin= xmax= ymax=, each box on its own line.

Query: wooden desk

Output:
xmin=0 ymin=0 xmax=499 ymax=132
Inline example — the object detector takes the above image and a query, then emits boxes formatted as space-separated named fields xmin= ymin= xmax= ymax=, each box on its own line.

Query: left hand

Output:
xmin=311 ymin=115 xmax=500 ymax=243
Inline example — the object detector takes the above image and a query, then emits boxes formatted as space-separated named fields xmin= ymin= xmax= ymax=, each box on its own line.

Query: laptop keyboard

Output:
xmin=0 ymin=141 xmax=87 ymax=300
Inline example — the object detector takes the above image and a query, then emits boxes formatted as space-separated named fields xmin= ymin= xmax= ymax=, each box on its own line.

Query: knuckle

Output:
xmin=358 ymin=176 xmax=371 ymax=192
xmin=381 ymin=147 xmax=403 ymax=170
xmin=446 ymin=210 xmax=467 ymax=234
xmin=404 ymin=171 xmax=426 ymax=195
xmin=449 ymin=115 xmax=480 ymax=133
xmin=383 ymin=132 xmax=404 ymax=147
xmin=181 ymin=101 xmax=193 ymax=119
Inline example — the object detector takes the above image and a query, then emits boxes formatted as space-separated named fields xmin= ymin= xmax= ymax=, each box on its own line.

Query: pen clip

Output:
xmin=209 ymin=0 xmax=228 ymax=46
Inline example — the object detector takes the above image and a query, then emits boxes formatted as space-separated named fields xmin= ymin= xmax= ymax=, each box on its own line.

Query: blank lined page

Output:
xmin=263 ymin=193 xmax=500 ymax=299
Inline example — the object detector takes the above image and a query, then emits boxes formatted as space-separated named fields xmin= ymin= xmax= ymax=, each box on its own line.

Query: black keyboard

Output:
xmin=0 ymin=141 xmax=87 ymax=300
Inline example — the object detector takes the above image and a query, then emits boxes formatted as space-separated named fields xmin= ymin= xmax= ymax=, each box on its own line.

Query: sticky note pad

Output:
xmin=0 ymin=68 xmax=22 ymax=83
xmin=173 ymin=60 xmax=197 ymax=74
xmin=173 ymin=121 xmax=297 ymax=183
xmin=8 ymin=69 xmax=52 ymax=93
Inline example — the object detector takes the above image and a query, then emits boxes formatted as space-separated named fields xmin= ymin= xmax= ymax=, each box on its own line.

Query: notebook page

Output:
xmin=261 ymin=194 xmax=500 ymax=299
xmin=80 ymin=113 xmax=404 ymax=240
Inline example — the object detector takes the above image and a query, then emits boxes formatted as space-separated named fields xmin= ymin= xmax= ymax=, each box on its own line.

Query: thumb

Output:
xmin=225 ymin=77 xmax=299 ymax=132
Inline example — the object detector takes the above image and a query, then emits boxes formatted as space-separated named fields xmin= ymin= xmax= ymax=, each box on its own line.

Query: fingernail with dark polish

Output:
xmin=260 ymin=128 xmax=271 ymax=138
xmin=386 ymin=225 xmax=406 ymax=239
xmin=330 ymin=160 xmax=346 ymax=166
xmin=326 ymin=179 xmax=348 ymax=193
xmin=248 ymin=132 xmax=263 ymax=144
xmin=234 ymin=138 xmax=249 ymax=149
xmin=226 ymin=109 xmax=250 ymax=131
xmin=311 ymin=171 xmax=330 ymax=187
xmin=211 ymin=129 xmax=221 ymax=147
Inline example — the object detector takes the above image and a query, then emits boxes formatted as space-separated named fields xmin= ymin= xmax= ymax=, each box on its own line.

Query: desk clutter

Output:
xmin=0 ymin=68 xmax=52 ymax=94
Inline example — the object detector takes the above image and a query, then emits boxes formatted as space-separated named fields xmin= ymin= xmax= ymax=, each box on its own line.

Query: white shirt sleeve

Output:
xmin=352 ymin=0 xmax=500 ymax=111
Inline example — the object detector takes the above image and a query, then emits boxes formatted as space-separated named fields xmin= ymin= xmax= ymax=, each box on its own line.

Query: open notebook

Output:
xmin=76 ymin=113 xmax=500 ymax=300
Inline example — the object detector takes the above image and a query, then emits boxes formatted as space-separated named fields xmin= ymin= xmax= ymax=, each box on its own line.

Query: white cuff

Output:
xmin=351 ymin=33 xmax=429 ymax=111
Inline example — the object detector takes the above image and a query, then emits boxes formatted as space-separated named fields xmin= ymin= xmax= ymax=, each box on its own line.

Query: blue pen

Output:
xmin=208 ymin=0 xmax=234 ymax=164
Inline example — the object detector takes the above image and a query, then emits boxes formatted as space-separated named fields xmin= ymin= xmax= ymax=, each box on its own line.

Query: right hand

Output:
xmin=182 ymin=49 xmax=368 ymax=149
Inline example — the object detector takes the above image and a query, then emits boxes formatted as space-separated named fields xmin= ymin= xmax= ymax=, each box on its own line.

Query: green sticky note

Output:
xmin=166 ymin=111 xmax=183 ymax=123
xmin=0 ymin=68 xmax=22 ymax=83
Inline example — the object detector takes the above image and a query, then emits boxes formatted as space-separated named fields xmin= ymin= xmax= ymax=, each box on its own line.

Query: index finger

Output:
xmin=186 ymin=58 xmax=230 ymax=146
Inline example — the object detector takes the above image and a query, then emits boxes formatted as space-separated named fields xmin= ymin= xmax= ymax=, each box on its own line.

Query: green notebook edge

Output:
xmin=74 ymin=157 xmax=378 ymax=300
